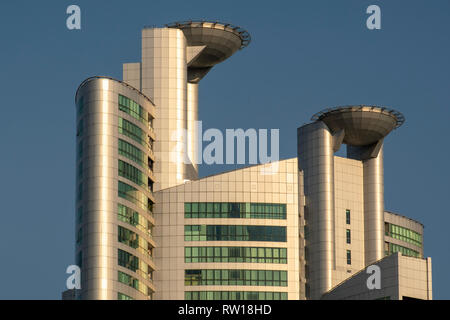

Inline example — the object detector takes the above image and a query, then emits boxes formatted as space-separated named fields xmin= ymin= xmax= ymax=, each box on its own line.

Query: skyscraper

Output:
xmin=69 ymin=21 xmax=432 ymax=300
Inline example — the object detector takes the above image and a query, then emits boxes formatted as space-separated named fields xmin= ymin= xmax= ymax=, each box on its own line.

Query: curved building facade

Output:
xmin=75 ymin=77 xmax=156 ymax=300
xmin=384 ymin=211 xmax=424 ymax=258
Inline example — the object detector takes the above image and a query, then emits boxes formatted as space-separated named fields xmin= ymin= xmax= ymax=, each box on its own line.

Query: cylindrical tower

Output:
xmin=187 ymin=82 xmax=199 ymax=175
xmin=75 ymin=77 xmax=156 ymax=300
xmin=297 ymin=121 xmax=335 ymax=299
xmin=140 ymin=21 xmax=250 ymax=191
xmin=348 ymin=145 xmax=385 ymax=264
xmin=141 ymin=27 xmax=188 ymax=191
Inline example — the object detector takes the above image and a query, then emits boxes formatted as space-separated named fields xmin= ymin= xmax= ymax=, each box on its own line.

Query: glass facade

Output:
xmin=118 ymin=249 xmax=153 ymax=281
xmin=185 ymin=225 xmax=287 ymax=242
xmin=119 ymin=94 xmax=147 ymax=124
xmin=118 ymin=271 xmax=152 ymax=298
xmin=119 ymin=160 xmax=147 ymax=188
xmin=185 ymin=247 xmax=287 ymax=264
xmin=118 ymin=226 xmax=153 ymax=257
xmin=385 ymin=223 xmax=422 ymax=247
xmin=185 ymin=202 xmax=286 ymax=219
xmin=118 ymin=181 xmax=152 ymax=213
xmin=118 ymin=118 xmax=145 ymax=146
xmin=117 ymin=292 xmax=134 ymax=300
xmin=118 ymin=139 xmax=145 ymax=167
xmin=185 ymin=269 xmax=288 ymax=287
xmin=185 ymin=291 xmax=288 ymax=300
xmin=118 ymin=203 xmax=152 ymax=237
xmin=385 ymin=242 xmax=420 ymax=258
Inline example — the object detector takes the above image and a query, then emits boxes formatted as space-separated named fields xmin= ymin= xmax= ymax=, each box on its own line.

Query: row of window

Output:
xmin=184 ymin=202 xmax=287 ymax=220
xmin=118 ymin=204 xmax=153 ymax=237
xmin=118 ymin=160 xmax=147 ymax=188
xmin=117 ymin=292 xmax=134 ymax=300
xmin=118 ymin=226 xmax=153 ymax=257
xmin=118 ymin=271 xmax=152 ymax=298
xmin=118 ymin=249 xmax=153 ymax=281
xmin=119 ymin=94 xmax=149 ymax=124
xmin=185 ymin=225 xmax=287 ymax=242
xmin=118 ymin=181 xmax=153 ymax=214
xmin=185 ymin=291 xmax=288 ymax=300
xmin=185 ymin=246 xmax=287 ymax=264
xmin=385 ymin=223 xmax=422 ymax=247
xmin=119 ymin=118 xmax=146 ymax=147
xmin=185 ymin=269 xmax=288 ymax=287
xmin=385 ymin=242 xmax=420 ymax=258
xmin=119 ymin=139 xmax=146 ymax=167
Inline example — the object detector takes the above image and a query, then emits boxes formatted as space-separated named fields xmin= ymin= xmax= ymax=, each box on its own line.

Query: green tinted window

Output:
xmin=386 ymin=223 xmax=422 ymax=247
xmin=185 ymin=291 xmax=287 ymax=300
xmin=118 ymin=271 xmax=152 ymax=298
xmin=118 ymin=160 xmax=147 ymax=187
xmin=185 ymin=269 xmax=287 ymax=287
xmin=118 ymin=181 xmax=152 ymax=213
xmin=118 ymin=204 xmax=152 ymax=237
xmin=117 ymin=292 xmax=134 ymax=300
xmin=119 ymin=95 xmax=147 ymax=123
xmin=119 ymin=139 xmax=145 ymax=166
xmin=118 ymin=118 xmax=145 ymax=146
xmin=118 ymin=249 xmax=153 ymax=281
xmin=118 ymin=226 xmax=153 ymax=258
xmin=386 ymin=242 xmax=420 ymax=258
xmin=185 ymin=202 xmax=286 ymax=219
xmin=185 ymin=246 xmax=287 ymax=264
xmin=185 ymin=225 xmax=286 ymax=242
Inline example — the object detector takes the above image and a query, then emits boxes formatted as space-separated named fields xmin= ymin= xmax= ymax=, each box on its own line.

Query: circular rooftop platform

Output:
xmin=165 ymin=20 xmax=251 ymax=68
xmin=311 ymin=105 xmax=405 ymax=146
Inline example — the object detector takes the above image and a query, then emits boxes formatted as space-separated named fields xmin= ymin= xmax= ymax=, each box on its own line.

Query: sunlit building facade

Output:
xmin=67 ymin=21 xmax=432 ymax=300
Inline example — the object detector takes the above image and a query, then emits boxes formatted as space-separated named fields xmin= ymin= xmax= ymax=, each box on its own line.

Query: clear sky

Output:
xmin=0 ymin=0 xmax=448 ymax=299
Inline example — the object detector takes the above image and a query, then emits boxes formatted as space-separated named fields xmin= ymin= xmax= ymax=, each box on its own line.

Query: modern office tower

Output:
xmin=70 ymin=22 xmax=433 ymax=300
xmin=75 ymin=77 xmax=156 ymax=300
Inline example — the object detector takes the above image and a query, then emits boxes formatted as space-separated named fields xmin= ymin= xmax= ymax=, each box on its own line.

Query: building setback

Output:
xmin=66 ymin=21 xmax=432 ymax=300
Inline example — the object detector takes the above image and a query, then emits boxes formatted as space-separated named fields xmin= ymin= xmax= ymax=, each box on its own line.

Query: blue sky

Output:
xmin=0 ymin=0 xmax=448 ymax=299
